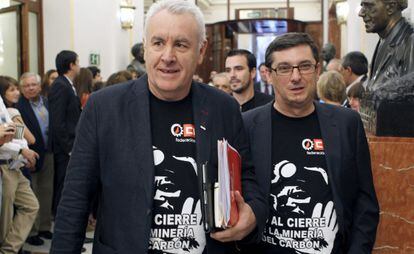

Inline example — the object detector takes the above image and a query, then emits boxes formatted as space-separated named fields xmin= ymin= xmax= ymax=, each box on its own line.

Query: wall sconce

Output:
xmin=120 ymin=1 xmax=136 ymax=29
xmin=336 ymin=1 xmax=349 ymax=24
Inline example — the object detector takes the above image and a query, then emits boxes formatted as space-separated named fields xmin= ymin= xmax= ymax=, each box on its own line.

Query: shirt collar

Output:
xmin=29 ymin=96 xmax=43 ymax=106
xmin=64 ymin=75 xmax=74 ymax=85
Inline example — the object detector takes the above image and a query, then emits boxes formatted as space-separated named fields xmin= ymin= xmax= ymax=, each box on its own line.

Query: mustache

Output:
xmin=230 ymin=78 xmax=241 ymax=83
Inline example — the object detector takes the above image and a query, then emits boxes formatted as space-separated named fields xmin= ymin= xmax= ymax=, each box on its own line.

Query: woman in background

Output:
xmin=0 ymin=76 xmax=36 ymax=145
xmin=317 ymin=71 xmax=347 ymax=106
xmin=106 ymin=70 xmax=132 ymax=87
xmin=41 ymin=69 xmax=58 ymax=97
xmin=347 ymin=81 xmax=364 ymax=112
xmin=73 ymin=68 xmax=93 ymax=109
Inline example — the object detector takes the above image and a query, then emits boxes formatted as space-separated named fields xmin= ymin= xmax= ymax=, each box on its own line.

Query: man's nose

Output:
xmin=161 ymin=46 xmax=176 ymax=64
xmin=358 ymin=7 xmax=365 ymax=17
xmin=290 ymin=67 xmax=302 ymax=82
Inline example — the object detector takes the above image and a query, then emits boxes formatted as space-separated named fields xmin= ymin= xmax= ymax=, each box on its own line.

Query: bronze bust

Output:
xmin=359 ymin=0 xmax=414 ymax=136
xmin=127 ymin=43 xmax=146 ymax=77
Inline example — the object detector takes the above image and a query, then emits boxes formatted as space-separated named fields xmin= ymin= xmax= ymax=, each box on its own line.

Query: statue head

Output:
xmin=359 ymin=0 xmax=407 ymax=35
xmin=321 ymin=43 xmax=336 ymax=63
xmin=131 ymin=43 xmax=145 ymax=63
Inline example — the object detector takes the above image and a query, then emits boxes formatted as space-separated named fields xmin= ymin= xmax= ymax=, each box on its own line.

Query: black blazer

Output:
xmin=48 ymin=75 xmax=81 ymax=155
xmin=50 ymin=76 xmax=267 ymax=254
xmin=16 ymin=96 xmax=50 ymax=172
xmin=243 ymin=102 xmax=379 ymax=253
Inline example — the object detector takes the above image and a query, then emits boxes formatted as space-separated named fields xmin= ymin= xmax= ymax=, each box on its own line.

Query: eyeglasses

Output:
xmin=270 ymin=63 xmax=317 ymax=76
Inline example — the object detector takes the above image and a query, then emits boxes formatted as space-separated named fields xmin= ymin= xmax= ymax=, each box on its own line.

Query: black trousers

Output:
xmin=52 ymin=153 xmax=70 ymax=216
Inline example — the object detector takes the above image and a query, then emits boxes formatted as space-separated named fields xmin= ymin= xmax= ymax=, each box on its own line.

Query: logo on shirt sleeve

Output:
xmin=301 ymin=138 xmax=325 ymax=155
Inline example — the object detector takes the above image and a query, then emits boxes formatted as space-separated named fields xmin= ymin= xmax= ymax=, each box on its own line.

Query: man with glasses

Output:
xmin=18 ymin=72 xmax=54 ymax=246
xmin=242 ymin=33 xmax=379 ymax=253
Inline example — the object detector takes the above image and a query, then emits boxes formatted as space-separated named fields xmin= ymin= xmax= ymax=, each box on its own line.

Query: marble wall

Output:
xmin=368 ymin=136 xmax=414 ymax=253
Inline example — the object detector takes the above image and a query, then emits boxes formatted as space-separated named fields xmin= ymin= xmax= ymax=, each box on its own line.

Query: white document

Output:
xmin=215 ymin=139 xmax=231 ymax=228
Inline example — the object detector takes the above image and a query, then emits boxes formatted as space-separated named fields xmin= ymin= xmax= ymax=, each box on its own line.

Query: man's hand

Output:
xmin=210 ymin=191 xmax=257 ymax=242
xmin=0 ymin=123 xmax=16 ymax=145
xmin=21 ymin=148 xmax=39 ymax=169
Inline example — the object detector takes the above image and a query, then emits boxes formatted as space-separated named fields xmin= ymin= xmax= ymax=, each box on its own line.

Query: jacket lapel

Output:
xmin=314 ymin=102 xmax=344 ymax=231
xmin=129 ymin=77 xmax=155 ymax=207
xmin=192 ymin=84 xmax=211 ymax=175
xmin=21 ymin=97 xmax=43 ymax=142
xmin=251 ymin=103 xmax=273 ymax=194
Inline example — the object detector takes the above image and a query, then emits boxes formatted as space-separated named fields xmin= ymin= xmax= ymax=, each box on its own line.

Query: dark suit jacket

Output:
xmin=48 ymin=75 xmax=81 ymax=155
xmin=50 ymin=76 xmax=267 ymax=254
xmin=16 ymin=96 xmax=50 ymax=172
xmin=243 ymin=102 xmax=379 ymax=253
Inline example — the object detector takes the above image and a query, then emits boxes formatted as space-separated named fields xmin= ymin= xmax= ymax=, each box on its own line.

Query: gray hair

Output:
xmin=19 ymin=72 xmax=41 ymax=86
xmin=144 ymin=0 xmax=206 ymax=49
xmin=212 ymin=72 xmax=229 ymax=82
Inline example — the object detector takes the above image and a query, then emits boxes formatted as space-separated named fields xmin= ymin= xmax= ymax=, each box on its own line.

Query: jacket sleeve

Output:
xmin=348 ymin=115 xmax=380 ymax=253
xmin=49 ymin=83 xmax=73 ymax=154
xmin=50 ymin=95 xmax=99 ymax=254
xmin=230 ymin=105 xmax=267 ymax=243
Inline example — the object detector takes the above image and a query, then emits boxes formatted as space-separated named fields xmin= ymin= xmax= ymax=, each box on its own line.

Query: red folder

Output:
xmin=227 ymin=143 xmax=241 ymax=226
xmin=215 ymin=139 xmax=242 ymax=228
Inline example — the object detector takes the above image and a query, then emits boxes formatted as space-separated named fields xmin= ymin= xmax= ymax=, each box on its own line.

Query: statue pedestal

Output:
xmin=360 ymin=100 xmax=414 ymax=137
xmin=368 ymin=136 xmax=414 ymax=253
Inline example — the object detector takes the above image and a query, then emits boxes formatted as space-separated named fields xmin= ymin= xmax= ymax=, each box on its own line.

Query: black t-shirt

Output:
xmin=241 ymin=91 xmax=273 ymax=112
xmin=148 ymin=92 xmax=206 ymax=254
xmin=261 ymin=107 xmax=339 ymax=253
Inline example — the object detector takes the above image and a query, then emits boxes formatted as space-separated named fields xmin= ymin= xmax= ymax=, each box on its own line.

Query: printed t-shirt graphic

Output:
xmin=261 ymin=108 xmax=339 ymax=254
xmin=148 ymin=93 xmax=206 ymax=254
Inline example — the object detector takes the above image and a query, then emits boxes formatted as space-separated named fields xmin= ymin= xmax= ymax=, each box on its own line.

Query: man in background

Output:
xmin=254 ymin=63 xmax=274 ymax=96
xmin=225 ymin=49 xmax=273 ymax=112
xmin=18 ymin=73 xmax=54 ymax=246
xmin=340 ymin=51 xmax=368 ymax=107
xmin=48 ymin=50 xmax=81 ymax=216
xmin=212 ymin=72 xmax=232 ymax=95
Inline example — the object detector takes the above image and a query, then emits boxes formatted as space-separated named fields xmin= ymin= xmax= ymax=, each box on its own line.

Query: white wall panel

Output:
xmin=43 ymin=0 xmax=144 ymax=79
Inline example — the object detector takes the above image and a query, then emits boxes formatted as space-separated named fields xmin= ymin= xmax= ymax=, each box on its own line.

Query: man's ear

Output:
xmin=142 ymin=39 xmax=147 ymax=61
xmin=316 ymin=62 xmax=322 ymax=76
xmin=250 ymin=67 xmax=257 ymax=81
xmin=197 ymin=40 xmax=208 ymax=65
xmin=69 ymin=62 xmax=76 ymax=71
xmin=386 ymin=1 xmax=398 ymax=15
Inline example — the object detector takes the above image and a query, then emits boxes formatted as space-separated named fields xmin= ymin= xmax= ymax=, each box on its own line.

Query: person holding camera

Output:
xmin=0 ymin=76 xmax=39 ymax=253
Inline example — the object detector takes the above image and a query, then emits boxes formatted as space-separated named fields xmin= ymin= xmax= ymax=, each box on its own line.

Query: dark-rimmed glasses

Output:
xmin=269 ymin=63 xmax=317 ymax=76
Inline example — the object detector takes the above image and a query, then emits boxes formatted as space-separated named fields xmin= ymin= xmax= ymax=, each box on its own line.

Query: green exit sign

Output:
xmin=89 ymin=53 xmax=100 ymax=66
xmin=247 ymin=11 xmax=261 ymax=18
